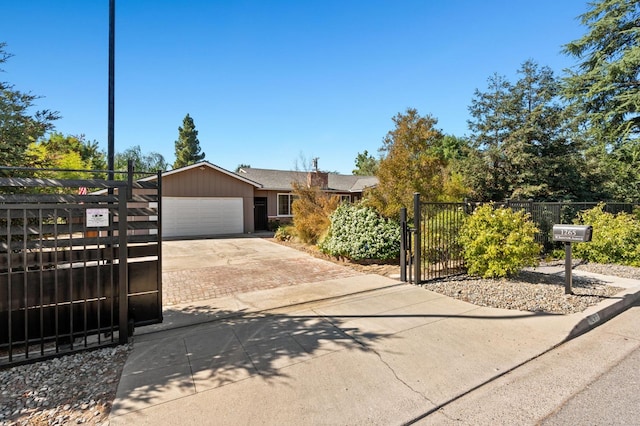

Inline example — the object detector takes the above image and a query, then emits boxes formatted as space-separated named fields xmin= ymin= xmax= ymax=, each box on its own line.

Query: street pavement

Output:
xmin=418 ymin=299 xmax=640 ymax=425
xmin=109 ymin=237 xmax=640 ymax=425
xmin=541 ymin=330 xmax=640 ymax=426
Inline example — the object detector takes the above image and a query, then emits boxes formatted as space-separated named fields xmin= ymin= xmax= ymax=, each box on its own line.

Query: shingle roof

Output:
xmin=236 ymin=167 xmax=377 ymax=192
xmin=140 ymin=160 xmax=262 ymax=187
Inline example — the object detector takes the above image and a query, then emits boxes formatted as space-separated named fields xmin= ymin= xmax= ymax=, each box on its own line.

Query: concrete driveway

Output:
xmin=161 ymin=236 xmax=363 ymax=306
xmin=111 ymin=237 xmax=640 ymax=425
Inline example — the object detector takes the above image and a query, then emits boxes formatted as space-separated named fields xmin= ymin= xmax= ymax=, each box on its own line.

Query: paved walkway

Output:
xmin=109 ymin=239 xmax=640 ymax=425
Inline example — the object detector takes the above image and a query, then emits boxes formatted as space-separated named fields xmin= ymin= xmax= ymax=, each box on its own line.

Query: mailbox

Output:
xmin=553 ymin=224 xmax=593 ymax=295
xmin=552 ymin=224 xmax=593 ymax=243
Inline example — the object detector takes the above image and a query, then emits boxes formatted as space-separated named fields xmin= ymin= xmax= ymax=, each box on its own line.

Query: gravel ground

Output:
xmin=1 ymin=255 xmax=638 ymax=426
xmin=0 ymin=345 xmax=130 ymax=426
xmin=574 ymin=261 xmax=640 ymax=280
xmin=424 ymin=268 xmax=623 ymax=314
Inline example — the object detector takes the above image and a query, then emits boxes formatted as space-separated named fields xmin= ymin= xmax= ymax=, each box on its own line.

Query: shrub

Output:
xmin=267 ymin=219 xmax=282 ymax=232
xmin=458 ymin=204 xmax=541 ymax=278
xmin=319 ymin=203 xmax=401 ymax=261
xmin=572 ymin=204 xmax=640 ymax=266
xmin=291 ymin=182 xmax=340 ymax=244
xmin=274 ymin=225 xmax=295 ymax=242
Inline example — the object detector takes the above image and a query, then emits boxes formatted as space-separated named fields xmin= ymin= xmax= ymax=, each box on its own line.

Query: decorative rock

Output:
xmin=0 ymin=344 xmax=131 ymax=426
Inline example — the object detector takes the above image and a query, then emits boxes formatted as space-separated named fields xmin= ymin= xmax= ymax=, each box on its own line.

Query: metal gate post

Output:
xmin=118 ymin=186 xmax=129 ymax=344
xmin=413 ymin=193 xmax=421 ymax=284
xmin=400 ymin=207 xmax=407 ymax=282
xmin=156 ymin=170 xmax=163 ymax=322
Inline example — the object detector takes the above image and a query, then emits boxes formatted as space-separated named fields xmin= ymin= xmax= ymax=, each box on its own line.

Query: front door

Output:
xmin=254 ymin=197 xmax=268 ymax=230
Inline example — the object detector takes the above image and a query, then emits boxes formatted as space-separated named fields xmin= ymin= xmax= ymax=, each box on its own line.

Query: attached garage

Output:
xmin=163 ymin=197 xmax=244 ymax=238
xmin=144 ymin=162 xmax=261 ymax=239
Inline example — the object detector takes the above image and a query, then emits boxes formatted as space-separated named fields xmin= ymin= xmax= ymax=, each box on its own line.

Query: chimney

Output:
xmin=307 ymin=171 xmax=329 ymax=189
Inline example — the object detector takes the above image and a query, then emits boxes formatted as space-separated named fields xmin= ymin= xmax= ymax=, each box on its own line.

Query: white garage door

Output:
xmin=163 ymin=197 xmax=243 ymax=238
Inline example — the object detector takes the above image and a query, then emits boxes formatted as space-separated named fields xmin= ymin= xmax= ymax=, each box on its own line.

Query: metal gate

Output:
xmin=400 ymin=194 xmax=466 ymax=284
xmin=400 ymin=194 xmax=639 ymax=284
xmin=0 ymin=170 xmax=162 ymax=367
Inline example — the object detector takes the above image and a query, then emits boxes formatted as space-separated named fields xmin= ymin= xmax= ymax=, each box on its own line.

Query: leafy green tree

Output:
xmin=23 ymin=133 xmax=104 ymax=189
xmin=352 ymin=150 xmax=379 ymax=175
xmin=366 ymin=108 xmax=470 ymax=218
xmin=433 ymin=135 xmax=468 ymax=161
xmin=27 ymin=132 xmax=106 ymax=172
xmin=114 ymin=145 xmax=167 ymax=179
xmin=0 ymin=42 xmax=59 ymax=167
xmin=173 ymin=113 xmax=205 ymax=169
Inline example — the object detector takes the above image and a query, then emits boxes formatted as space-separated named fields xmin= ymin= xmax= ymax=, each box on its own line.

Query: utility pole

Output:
xmin=107 ymin=0 xmax=115 ymax=180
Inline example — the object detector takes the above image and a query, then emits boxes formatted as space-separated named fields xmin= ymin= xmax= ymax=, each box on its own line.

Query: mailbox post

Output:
xmin=552 ymin=225 xmax=593 ymax=294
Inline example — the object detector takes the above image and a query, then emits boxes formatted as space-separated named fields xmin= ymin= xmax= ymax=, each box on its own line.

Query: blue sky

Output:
xmin=4 ymin=0 xmax=589 ymax=174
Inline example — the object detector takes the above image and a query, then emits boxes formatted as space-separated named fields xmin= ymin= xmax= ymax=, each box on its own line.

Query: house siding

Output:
xmin=255 ymin=188 xmax=357 ymax=223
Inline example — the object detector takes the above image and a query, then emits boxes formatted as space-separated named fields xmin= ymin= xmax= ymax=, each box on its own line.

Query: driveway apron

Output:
xmin=111 ymin=237 xmax=640 ymax=425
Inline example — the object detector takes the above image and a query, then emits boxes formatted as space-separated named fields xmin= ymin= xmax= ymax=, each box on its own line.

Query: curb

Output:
xmin=566 ymin=286 xmax=640 ymax=340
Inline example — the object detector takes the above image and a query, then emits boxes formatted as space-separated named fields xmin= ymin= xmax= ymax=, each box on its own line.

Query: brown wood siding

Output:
xmin=254 ymin=190 xmax=284 ymax=218
xmin=163 ymin=167 xmax=256 ymax=233
xmin=254 ymin=189 xmax=354 ymax=220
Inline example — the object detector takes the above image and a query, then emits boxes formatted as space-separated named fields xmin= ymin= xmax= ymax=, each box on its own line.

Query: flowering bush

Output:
xmin=458 ymin=204 xmax=540 ymax=278
xmin=319 ymin=203 xmax=401 ymax=261
xmin=573 ymin=204 xmax=640 ymax=266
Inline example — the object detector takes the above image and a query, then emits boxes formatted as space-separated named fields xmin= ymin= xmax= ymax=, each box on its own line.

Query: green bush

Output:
xmin=459 ymin=204 xmax=541 ymax=278
xmin=274 ymin=225 xmax=295 ymax=242
xmin=572 ymin=204 xmax=640 ymax=266
xmin=319 ymin=203 xmax=401 ymax=261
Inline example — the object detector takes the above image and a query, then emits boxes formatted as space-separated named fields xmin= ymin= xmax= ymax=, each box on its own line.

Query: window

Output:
xmin=340 ymin=195 xmax=351 ymax=203
xmin=277 ymin=193 xmax=297 ymax=216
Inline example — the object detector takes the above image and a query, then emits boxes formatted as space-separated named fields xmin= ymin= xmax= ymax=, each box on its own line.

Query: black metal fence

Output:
xmin=0 ymin=168 xmax=162 ymax=367
xmin=400 ymin=194 xmax=638 ymax=284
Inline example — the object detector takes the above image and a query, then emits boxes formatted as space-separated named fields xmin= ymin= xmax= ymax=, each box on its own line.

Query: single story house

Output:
xmin=149 ymin=161 xmax=378 ymax=238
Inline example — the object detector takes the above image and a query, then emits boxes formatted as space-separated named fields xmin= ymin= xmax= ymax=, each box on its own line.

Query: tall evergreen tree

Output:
xmin=466 ymin=73 xmax=517 ymax=201
xmin=563 ymin=0 xmax=640 ymax=146
xmin=173 ymin=113 xmax=205 ymax=169
xmin=563 ymin=0 xmax=640 ymax=201
xmin=467 ymin=60 xmax=600 ymax=201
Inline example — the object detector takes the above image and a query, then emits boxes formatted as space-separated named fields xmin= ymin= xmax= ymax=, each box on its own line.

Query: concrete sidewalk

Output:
xmin=109 ymin=270 xmax=640 ymax=426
